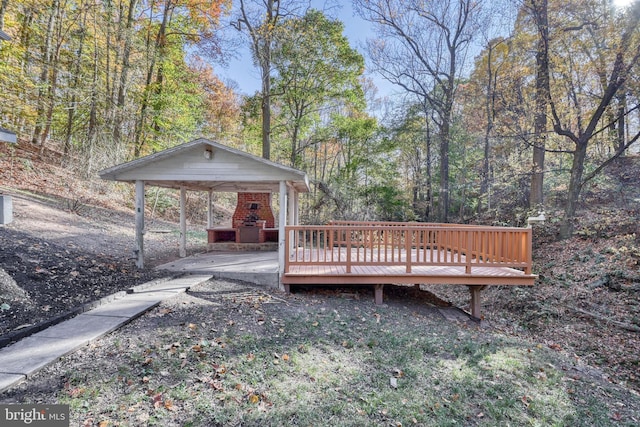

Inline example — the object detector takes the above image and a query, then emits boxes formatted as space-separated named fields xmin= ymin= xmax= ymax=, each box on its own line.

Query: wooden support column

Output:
xmin=134 ymin=180 xmax=145 ymax=269
xmin=468 ymin=285 xmax=488 ymax=319
xmin=179 ymin=187 xmax=187 ymax=258
xmin=287 ymin=185 xmax=296 ymax=226
xmin=374 ymin=284 xmax=384 ymax=305
xmin=207 ymin=190 xmax=214 ymax=229
xmin=278 ymin=180 xmax=287 ymax=285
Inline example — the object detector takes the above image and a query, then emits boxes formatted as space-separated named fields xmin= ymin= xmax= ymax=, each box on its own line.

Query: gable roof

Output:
xmin=99 ymin=138 xmax=310 ymax=193
xmin=0 ymin=127 xmax=16 ymax=144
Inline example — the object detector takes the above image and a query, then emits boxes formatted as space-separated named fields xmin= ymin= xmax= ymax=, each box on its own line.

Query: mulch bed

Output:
xmin=0 ymin=227 xmax=172 ymax=347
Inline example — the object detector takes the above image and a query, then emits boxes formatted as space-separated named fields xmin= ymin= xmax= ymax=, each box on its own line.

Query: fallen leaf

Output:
xmin=152 ymin=393 xmax=163 ymax=409
xmin=248 ymin=393 xmax=260 ymax=404
xmin=282 ymin=354 xmax=290 ymax=361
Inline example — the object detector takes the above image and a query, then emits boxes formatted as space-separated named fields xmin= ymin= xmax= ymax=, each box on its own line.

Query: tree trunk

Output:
xmin=114 ymin=0 xmax=138 ymax=146
xmin=479 ymin=40 xmax=498 ymax=215
xmin=425 ymin=114 xmax=433 ymax=220
xmin=134 ymin=0 xmax=172 ymax=157
xmin=260 ymin=0 xmax=277 ymax=161
xmin=32 ymin=0 xmax=59 ymax=146
xmin=560 ymin=142 xmax=587 ymax=238
xmin=262 ymin=58 xmax=271 ymax=160
xmin=64 ymin=4 xmax=89 ymax=155
xmin=87 ymin=25 xmax=99 ymax=153
xmin=0 ymin=0 xmax=8 ymax=30
xmin=438 ymin=121 xmax=450 ymax=223
xmin=529 ymin=0 xmax=549 ymax=210
xmin=616 ymin=92 xmax=627 ymax=152
xmin=238 ymin=0 xmax=279 ymax=161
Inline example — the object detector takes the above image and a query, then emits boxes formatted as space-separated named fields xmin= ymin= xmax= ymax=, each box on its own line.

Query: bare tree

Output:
xmin=354 ymin=0 xmax=481 ymax=222
xmin=548 ymin=0 xmax=640 ymax=237
xmin=528 ymin=0 xmax=550 ymax=211
xmin=233 ymin=0 xmax=299 ymax=160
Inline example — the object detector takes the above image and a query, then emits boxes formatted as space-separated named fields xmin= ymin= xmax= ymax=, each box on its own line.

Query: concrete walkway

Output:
xmin=0 ymin=274 xmax=212 ymax=393
xmin=156 ymin=251 xmax=280 ymax=288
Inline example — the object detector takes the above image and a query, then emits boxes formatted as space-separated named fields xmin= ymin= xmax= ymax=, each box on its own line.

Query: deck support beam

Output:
xmin=468 ymin=285 xmax=488 ymax=319
xmin=374 ymin=284 xmax=384 ymax=305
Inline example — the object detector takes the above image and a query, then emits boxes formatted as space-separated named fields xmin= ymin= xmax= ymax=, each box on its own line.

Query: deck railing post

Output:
xmin=284 ymin=227 xmax=291 ymax=272
xmin=405 ymin=228 xmax=412 ymax=273
xmin=525 ymin=228 xmax=532 ymax=274
xmin=346 ymin=228 xmax=352 ymax=273
xmin=465 ymin=230 xmax=473 ymax=274
xmin=329 ymin=227 xmax=334 ymax=248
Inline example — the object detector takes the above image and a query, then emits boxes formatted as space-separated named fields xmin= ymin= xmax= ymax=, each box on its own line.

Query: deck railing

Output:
xmin=284 ymin=222 xmax=533 ymax=275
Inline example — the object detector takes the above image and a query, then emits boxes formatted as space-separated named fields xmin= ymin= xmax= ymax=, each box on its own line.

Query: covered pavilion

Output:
xmin=99 ymin=138 xmax=310 ymax=272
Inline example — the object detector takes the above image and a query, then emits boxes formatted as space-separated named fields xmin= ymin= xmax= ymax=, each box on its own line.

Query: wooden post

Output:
xmin=374 ymin=284 xmax=384 ymax=305
xmin=278 ymin=180 xmax=287 ymax=288
xmin=179 ymin=187 xmax=187 ymax=258
xmin=135 ymin=180 xmax=145 ymax=269
xmin=207 ymin=190 xmax=214 ymax=229
xmin=405 ymin=229 xmax=412 ymax=273
xmin=466 ymin=230 xmax=473 ymax=274
xmin=288 ymin=185 xmax=296 ymax=226
xmin=468 ymin=285 xmax=487 ymax=319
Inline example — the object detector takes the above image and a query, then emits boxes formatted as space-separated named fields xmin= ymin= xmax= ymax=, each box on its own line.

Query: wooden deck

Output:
xmin=281 ymin=222 xmax=537 ymax=318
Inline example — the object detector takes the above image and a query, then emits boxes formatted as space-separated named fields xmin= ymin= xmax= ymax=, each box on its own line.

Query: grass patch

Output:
xmin=4 ymin=280 xmax=640 ymax=426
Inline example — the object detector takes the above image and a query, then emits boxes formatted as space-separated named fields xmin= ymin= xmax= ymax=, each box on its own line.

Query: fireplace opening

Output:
xmin=242 ymin=207 xmax=259 ymax=227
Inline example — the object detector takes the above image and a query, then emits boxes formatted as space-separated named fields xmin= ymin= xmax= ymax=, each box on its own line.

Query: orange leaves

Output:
xmin=149 ymin=392 xmax=177 ymax=412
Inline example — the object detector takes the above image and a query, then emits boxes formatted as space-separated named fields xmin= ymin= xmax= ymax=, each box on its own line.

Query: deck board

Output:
xmin=282 ymin=247 xmax=536 ymax=286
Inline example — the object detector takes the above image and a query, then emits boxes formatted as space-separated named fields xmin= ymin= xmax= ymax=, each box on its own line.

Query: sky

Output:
xmin=216 ymin=1 xmax=398 ymax=98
